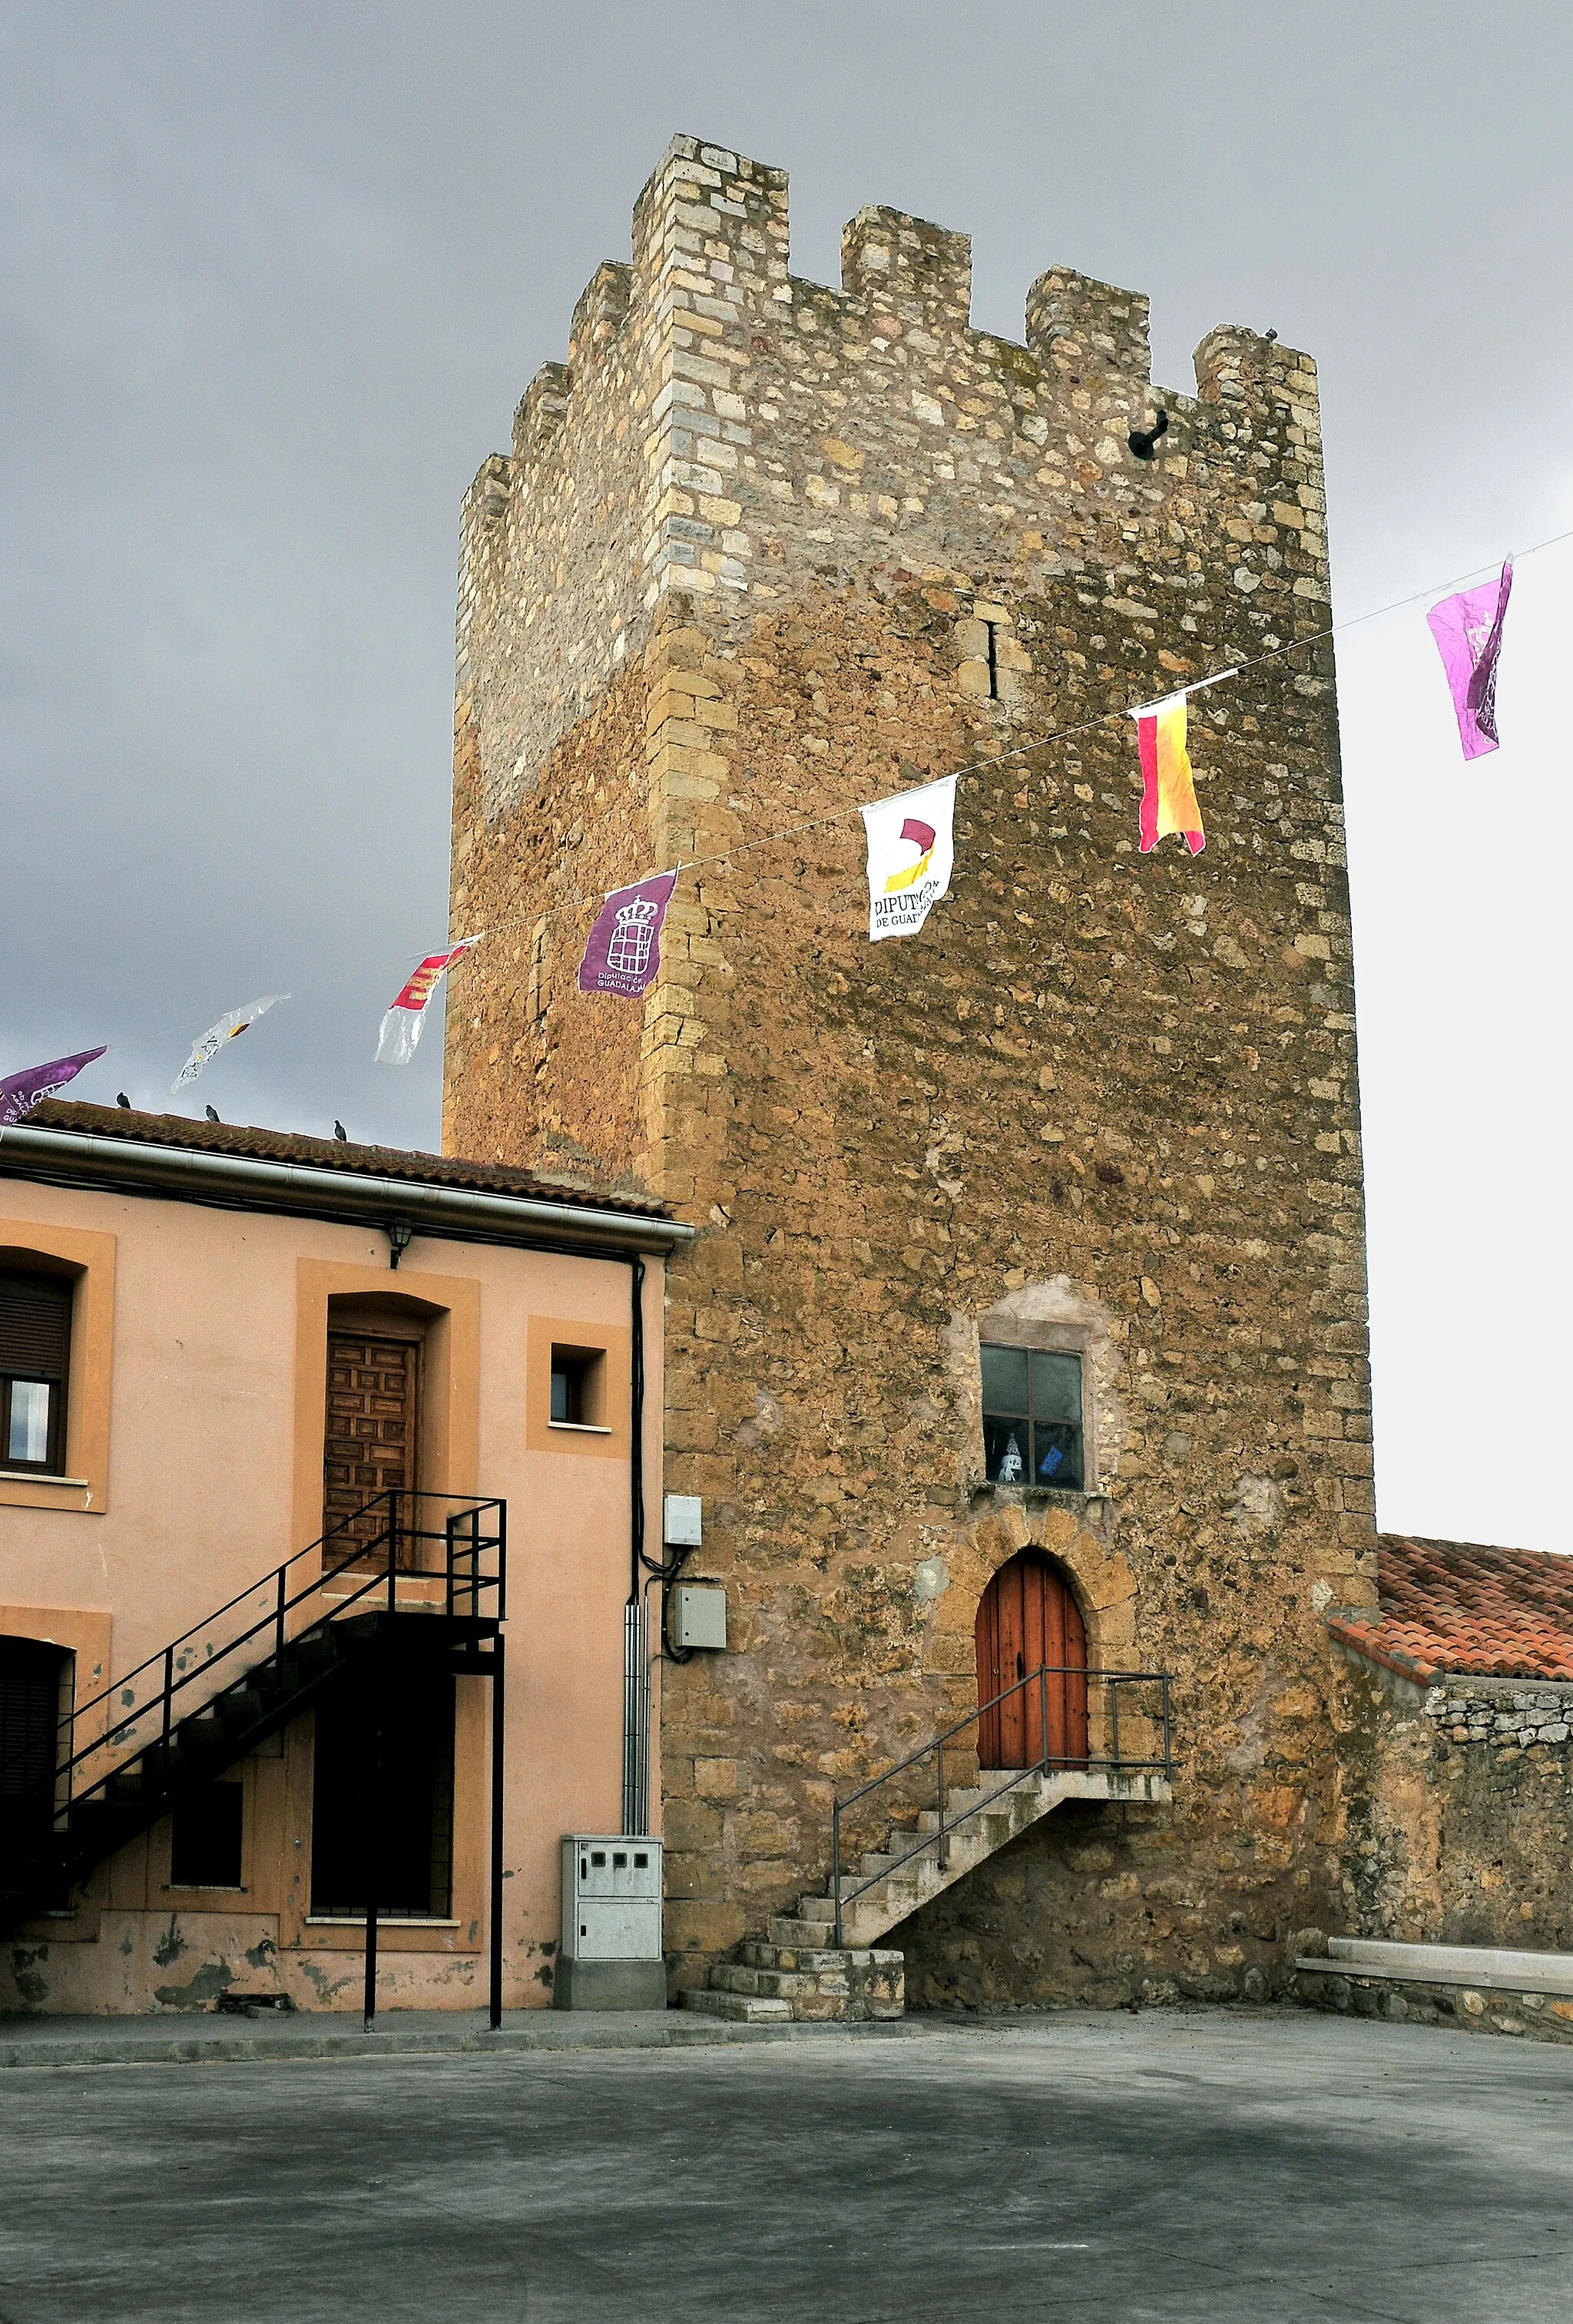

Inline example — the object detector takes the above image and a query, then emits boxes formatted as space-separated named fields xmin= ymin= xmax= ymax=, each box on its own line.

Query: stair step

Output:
xmin=917 ymin=1786 xmax=1038 ymax=1834
xmin=828 ymin=1870 xmax=933 ymax=1901
xmin=711 ymin=1964 xmax=850 ymax=2001
xmin=680 ymin=1989 xmax=793 ymax=2023
xmin=859 ymin=1842 xmax=941 ymax=1876
xmin=770 ymin=1915 xmax=851 ymax=1947
xmin=742 ymin=1941 xmax=901 ymax=1972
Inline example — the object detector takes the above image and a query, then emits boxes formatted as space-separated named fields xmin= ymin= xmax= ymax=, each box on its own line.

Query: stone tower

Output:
xmin=445 ymin=137 xmax=1375 ymax=2008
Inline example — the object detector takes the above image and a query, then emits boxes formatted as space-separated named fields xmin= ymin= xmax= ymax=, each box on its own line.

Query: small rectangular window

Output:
xmin=550 ymin=1345 xmax=604 ymax=1427
xmin=982 ymin=1344 xmax=1085 ymax=1491
xmin=171 ymin=1779 xmax=244 ymax=1889
xmin=0 ymin=1269 xmax=72 ymax=1475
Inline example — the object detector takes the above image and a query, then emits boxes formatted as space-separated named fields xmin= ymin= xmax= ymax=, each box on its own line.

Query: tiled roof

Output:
xmin=14 ymin=1101 xmax=669 ymax=1221
xmin=1329 ymin=1534 xmax=1573 ymax=1685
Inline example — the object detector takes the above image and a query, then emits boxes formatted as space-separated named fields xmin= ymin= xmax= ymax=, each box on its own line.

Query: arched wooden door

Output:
xmin=975 ymin=1550 xmax=1088 ymax=1771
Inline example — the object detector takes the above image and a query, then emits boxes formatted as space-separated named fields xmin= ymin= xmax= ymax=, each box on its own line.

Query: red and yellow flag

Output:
xmin=1132 ymin=694 xmax=1205 ymax=856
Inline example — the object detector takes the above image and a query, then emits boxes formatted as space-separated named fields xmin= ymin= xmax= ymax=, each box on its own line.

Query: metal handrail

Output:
xmin=831 ymin=1661 xmax=1173 ymax=1945
xmin=0 ymin=1488 xmax=505 ymax=1816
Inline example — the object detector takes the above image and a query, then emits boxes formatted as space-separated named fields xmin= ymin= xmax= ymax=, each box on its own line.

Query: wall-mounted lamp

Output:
xmin=386 ymin=1219 xmax=414 ymax=1270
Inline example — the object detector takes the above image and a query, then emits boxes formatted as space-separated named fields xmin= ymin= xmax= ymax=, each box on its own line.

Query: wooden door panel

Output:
xmin=323 ymin=1331 xmax=419 ymax=1562
xmin=975 ymin=1551 xmax=1088 ymax=1770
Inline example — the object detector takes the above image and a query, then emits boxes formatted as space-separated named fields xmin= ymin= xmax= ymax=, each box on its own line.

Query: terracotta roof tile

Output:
xmin=1329 ymin=1534 xmax=1573 ymax=1685
xmin=14 ymin=1100 xmax=669 ymax=1221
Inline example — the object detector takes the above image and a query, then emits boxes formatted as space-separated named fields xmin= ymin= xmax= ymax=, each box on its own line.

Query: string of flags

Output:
xmin=0 ymin=535 xmax=1548 ymax=1109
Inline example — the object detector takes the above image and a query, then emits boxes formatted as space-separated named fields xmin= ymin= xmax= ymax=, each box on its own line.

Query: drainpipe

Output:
xmin=621 ymin=1255 xmax=648 ymax=1835
xmin=621 ymin=1249 xmax=698 ymax=1832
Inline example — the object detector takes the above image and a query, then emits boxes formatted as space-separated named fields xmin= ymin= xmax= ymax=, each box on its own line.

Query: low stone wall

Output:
xmin=1294 ymin=1966 xmax=1573 ymax=2047
xmin=1335 ymin=1654 xmax=1573 ymax=1952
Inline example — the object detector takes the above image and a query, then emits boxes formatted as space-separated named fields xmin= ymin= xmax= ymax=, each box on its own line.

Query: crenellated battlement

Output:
xmin=456 ymin=132 xmax=1326 ymax=821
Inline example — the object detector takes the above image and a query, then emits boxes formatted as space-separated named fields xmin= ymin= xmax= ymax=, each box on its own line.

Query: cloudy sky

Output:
xmin=2 ymin=2 xmax=1568 ymax=1553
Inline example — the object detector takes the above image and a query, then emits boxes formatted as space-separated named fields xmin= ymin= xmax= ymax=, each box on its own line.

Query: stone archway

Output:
xmin=922 ymin=1501 xmax=1139 ymax=1767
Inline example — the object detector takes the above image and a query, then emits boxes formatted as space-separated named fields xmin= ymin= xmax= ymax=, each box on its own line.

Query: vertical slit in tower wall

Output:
xmin=445 ymin=135 xmax=1372 ymax=2008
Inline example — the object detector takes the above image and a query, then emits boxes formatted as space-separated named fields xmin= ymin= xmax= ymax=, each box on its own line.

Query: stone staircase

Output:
xmin=682 ymin=1763 xmax=1172 ymax=2022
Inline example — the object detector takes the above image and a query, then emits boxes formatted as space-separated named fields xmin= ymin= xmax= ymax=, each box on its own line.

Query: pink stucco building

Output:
xmin=0 ymin=1101 xmax=685 ymax=2015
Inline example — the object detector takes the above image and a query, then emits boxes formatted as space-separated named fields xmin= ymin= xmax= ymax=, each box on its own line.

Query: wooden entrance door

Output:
xmin=975 ymin=1550 xmax=1088 ymax=1771
xmin=323 ymin=1329 xmax=420 ymax=1563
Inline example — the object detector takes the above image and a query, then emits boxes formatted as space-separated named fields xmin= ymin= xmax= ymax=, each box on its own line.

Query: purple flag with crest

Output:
xmin=577 ymin=871 xmax=679 ymax=998
xmin=0 ymin=1045 xmax=108 ymax=1127
xmin=1426 ymin=558 xmax=1513 ymax=760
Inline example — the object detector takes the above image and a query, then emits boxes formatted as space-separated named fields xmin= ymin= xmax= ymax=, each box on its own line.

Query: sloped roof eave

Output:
xmin=0 ymin=1114 xmax=690 ymax=1256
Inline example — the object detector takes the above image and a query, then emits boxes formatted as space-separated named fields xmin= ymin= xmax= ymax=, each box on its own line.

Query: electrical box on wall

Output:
xmin=559 ymin=1836 xmax=663 ymax=1962
xmin=664 ymin=1494 xmax=702 ymax=1546
xmin=671 ymin=1584 xmax=727 ymax=1650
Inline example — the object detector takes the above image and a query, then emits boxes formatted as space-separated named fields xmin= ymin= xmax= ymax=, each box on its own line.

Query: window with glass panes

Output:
xmin=981 ymin=1344 xmax=1084 ymax=1490
xmin=0 ymin=1270 xmax=71 ymax=1476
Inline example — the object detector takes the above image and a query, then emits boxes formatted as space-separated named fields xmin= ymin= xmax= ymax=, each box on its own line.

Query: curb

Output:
xmin=0 ymin=2011 xmax=926 ymax=2074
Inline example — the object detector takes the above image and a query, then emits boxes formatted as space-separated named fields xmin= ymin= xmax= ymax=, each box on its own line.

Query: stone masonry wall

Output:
xmin=1334 ymin=1654 xmax=1573 ymax=1952
xmin=445 ymin=136 xmax=1377 ymax=2005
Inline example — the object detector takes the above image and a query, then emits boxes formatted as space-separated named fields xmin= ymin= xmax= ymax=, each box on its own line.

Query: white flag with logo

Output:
xmin=859 ymin=773 xmax=958 ymax=942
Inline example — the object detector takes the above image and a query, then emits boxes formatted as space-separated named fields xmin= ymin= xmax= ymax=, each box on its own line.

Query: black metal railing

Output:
xmin=0 ymin=1489 xmax=505 ymax=1827
xmin=830 ymin=1662 xmax=1172 ymax=1945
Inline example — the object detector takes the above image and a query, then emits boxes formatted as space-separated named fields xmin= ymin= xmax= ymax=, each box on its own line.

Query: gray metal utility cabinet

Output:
xmin=552 ymin=1835 xmax=666 ymax=2010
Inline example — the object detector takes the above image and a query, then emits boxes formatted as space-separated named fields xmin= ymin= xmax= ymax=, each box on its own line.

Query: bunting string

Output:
xmin=9 ymin=519 xmax=1571 ymax=1097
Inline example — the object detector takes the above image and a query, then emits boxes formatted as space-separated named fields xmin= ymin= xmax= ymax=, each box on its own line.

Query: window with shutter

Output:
xmin=0 ymin=1268 xmax=73 ymax=1475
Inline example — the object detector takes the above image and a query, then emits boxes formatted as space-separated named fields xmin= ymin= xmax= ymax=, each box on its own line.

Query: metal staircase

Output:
xmin=684 ymin=1662 xmax=1174 ymax=2022
xmin=0 ymin=1491 xmax=506 ymax=2022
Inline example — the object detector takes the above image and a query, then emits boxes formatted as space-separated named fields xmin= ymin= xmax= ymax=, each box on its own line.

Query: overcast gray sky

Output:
xmin=3 ymin=1 xmax=1568 ymax=1551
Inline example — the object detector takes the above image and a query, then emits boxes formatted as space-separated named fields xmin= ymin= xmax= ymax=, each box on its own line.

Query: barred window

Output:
xmin=981 ymin=1343 xmax=1084 ymax=1491
xmin=0 ymin=1269 xmax=72 ymax=1475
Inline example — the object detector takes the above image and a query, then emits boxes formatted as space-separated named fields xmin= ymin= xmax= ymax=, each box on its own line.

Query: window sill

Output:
xmin=971 ymin=1481 xmax=1108 ymax=1508
xmin=548 ymin=1421 xmax=613 ymax=1436
xmin=305 ymin=1915 xmax=460 ymax=1928
xmin=161 ymin=1885 xmax=247 ymax=1895
xmin=0 ymin=1469 xmax=89 ymax=1485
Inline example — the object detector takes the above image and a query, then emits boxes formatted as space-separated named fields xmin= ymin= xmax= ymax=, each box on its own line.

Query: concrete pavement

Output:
xmin=1 ymin=2006 xmax=1569 ymax=2322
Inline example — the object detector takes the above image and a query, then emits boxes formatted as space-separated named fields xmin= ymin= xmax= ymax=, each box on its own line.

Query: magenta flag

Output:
xmin=577 ymin=871 xmax=679 ymax=998
xmin=1427 ymin=558 xmax=1513 ymax=760
xmin=0 ymin=1045 xmax=108 ymax=1127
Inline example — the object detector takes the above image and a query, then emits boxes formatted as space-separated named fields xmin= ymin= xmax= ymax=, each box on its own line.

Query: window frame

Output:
xmin=0 ymin=1227 xmax=114 ymax=1511
xmin=526 ymin=1316 xmax=628 ymax=1455
xmin=978 ymin=1331 xmax=1095 ymax=1495
xmin=549 ymin=1344 xmax=606 ymax=1430
xmin=0 ymin=1264 xmax=75 ymax=1478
